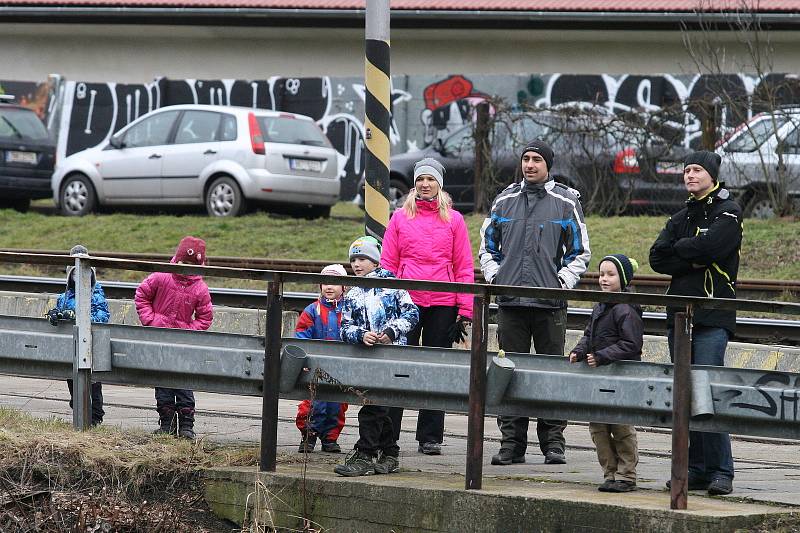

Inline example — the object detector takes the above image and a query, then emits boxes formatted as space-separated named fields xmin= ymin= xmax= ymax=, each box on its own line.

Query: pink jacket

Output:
xmin=134 ymin=266 xmax=213 ymax=331
xmin=381 ymin=199 xmax=474 ymax=318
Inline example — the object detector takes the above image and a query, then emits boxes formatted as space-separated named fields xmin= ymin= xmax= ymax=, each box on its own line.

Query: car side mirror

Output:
xmin=109 ymin=136 xmax=124 ymax=149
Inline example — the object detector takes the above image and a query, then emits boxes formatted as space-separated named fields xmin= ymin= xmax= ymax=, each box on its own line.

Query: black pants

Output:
xmin=155 ymin=387 xmax=195 ymax=418
xmin=66 ymin=379 xmax=104 ymax=425
xmin=389 ymin=305 xmax=458 ymax=444
xmin=355 ymin=405 xmax=399 ymax=458
xmin=496 ymin=306 xmax=568 ymax=456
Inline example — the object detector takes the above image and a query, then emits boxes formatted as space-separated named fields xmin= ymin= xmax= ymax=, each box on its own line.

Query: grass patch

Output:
xmin=1 ymin=202 xmax=799 ymax=284
xmin=0 ymin=407 xmax=264 ymax=531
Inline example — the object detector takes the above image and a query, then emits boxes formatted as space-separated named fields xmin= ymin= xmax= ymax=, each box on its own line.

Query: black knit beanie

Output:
xmin=600 ymin=254 xmax=639 ymax=290
xmin=521 ymin=139 xmax=554 ymax=171
xmin=683 ymin=150 xmax=721 ymax=182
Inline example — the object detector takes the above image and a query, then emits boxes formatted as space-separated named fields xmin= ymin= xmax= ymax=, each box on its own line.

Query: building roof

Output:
xmin=0 ymin=0 xmax=797 ymax=11
xmin=2 ymin=0 xmax=799 ymax=30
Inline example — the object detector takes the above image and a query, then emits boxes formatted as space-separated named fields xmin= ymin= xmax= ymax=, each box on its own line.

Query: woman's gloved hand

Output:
xmin=447 ymin=315 xmax=471 ymax=345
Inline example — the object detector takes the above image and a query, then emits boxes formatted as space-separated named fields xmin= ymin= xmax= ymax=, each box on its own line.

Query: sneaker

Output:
xmin=605 ymin=480 xmax=637 ymax=493
xmin=418 ymin=442 xmax=442 ymax=455
xmin=374 ymin=453 xmax=400 ymax=474
xmin=597 ymin=479 xmax=616 ymax=492
xmin=298 ymin=436 xmax=317 ymax=453
xmin=321 ymin=440 xmax=341 ymax=453
xmin=707 ymin=477 xmax=733 ymax=495
xmin=544 ymin=449 xmax=566 ymax=465
xmin=333 ymin=450 xmax=375 ymax=477
xmin=490 ymin=449 xmax=525 ymax=465
xmin=666 ymin=476 xmax=709 ymax=491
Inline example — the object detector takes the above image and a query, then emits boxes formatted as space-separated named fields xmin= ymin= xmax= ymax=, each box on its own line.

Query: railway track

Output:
xmin=2 ymin=248 xmax=799 ymax=298
xmin=1 ymin=273 xmax=798 ymax=345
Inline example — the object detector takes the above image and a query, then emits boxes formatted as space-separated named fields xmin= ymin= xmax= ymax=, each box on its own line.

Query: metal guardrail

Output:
xmin=3 ymin=274 xmax=799 ymax=344
xmin=1 ymin=250 xmax=799 ymax=510
xmin=1 ymin=316 xmax=797 ymax=442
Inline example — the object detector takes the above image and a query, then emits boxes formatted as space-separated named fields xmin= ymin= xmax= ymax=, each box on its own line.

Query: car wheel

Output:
xmin=389 ymin=179 xmax=410 ymax=210
xmin=12 ymin=199 xmax=31 ymax=213
xmin=60 ymin=174 xmax=96 ymax=216
xmin=303 ymin=205 xmax=331 ymax=219
xmin=744 ymin=193 xmax=777 ymax=219
xmin=206 ymin=176 xmax=246 ymax=217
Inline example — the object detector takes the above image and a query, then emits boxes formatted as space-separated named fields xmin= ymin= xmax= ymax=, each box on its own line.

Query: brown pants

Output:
xmin=589 ymin=423 xmax=639 ymax=482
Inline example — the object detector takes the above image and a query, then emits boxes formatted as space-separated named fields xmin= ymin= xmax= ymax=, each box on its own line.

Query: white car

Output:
xmin=52 ymin=104 xmax=340 ymax=217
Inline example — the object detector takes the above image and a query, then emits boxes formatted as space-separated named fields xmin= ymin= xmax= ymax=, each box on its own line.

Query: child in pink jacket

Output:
xmin=135 ymin=236 xmax=213 ymax=439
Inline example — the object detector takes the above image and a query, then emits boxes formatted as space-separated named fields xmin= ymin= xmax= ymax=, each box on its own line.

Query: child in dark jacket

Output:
xmin=295 ymin=263 xmax=349 ymax=454
xmin=134 ymin=236 xmax=213 ymax=439
xmin=569 ymin=254 xmax=643 ymax=493
xmin=334 ymin=236 xmax=419 ymax=477
xmin=47 ymin=245 xmax=110 ymax=426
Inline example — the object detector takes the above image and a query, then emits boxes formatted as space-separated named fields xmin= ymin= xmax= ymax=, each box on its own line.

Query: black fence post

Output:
xmin=261 ymin=276 xmax=283 ymax=472
xmin=670 ymin=310 xmax=692 ymax=510
xmin=465 ymin=290 xmax=489 ymax=490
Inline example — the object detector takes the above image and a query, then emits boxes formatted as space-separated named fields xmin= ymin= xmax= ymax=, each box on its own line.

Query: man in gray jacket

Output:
xmin=479 ymin=139 xmax=591 ymax=465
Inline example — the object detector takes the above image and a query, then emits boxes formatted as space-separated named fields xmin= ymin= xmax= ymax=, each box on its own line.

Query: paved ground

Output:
xmin=2 ymin=374 xmax=799 ymax=510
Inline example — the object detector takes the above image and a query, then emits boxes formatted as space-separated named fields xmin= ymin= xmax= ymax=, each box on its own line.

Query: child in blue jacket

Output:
xmin=295 ymin=263 xmax=349 ymax=454
xmin=46 ymin=245 xmax=110 ymax=426
xmin=334 ymin=236 xmax=419 ymax=477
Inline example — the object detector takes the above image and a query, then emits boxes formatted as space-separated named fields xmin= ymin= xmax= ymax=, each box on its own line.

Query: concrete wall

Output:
xmin=4 ymin=24 xmax=800 ymax=82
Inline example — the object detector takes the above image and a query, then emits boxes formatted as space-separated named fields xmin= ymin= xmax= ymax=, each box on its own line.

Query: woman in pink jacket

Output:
xmin=135 ymin=236 xmax=213 ymax=439
xmin=381 ymin=157 xmax=475 ymax=455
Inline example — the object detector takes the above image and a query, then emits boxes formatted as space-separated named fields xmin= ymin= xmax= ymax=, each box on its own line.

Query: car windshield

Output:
xmin=256 ymin=116 xmax=330 ymax=147
xmin=0 ymin=108 xmax=50 ymax=141
xmin=724 ymin=114 xmax=790 ymax=153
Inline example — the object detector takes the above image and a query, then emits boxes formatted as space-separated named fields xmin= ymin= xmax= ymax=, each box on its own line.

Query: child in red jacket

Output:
xmin=135 ymin=236 xmax=213 ymax=439
xmin=295 ymin=263 xmax=349 ymax=453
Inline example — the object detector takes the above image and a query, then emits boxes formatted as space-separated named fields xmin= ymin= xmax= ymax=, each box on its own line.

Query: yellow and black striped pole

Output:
xmin=364 ymin=0 xmax=391 ymax=241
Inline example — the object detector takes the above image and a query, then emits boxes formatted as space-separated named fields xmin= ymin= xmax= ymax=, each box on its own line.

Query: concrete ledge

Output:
xmin=203 ymin=464 xmax=798 ymax=533
xmin=2 ymin=290 xmax=799 ymax=371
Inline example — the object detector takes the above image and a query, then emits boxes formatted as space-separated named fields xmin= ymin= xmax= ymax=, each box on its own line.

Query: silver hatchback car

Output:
xmin=52 ymin=104 xmax=340 ymax=217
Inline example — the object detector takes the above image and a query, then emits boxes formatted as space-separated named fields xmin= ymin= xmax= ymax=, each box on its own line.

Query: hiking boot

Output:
xmin=320 ymin=440 xmax=341 ymax=453
xmin=544 ymin=449 xmax=566 ymax=465
xmin=153 ymin=409 xmax=176 ymax=435
xmin=491 ymin=448 xmax=525 ymax=465
xmin=418 ymin=442 xmax=442 ymax=455
xmin=177 ymin=408 xmax=195 ymax=440
xmin=707 ymin=477 xmax=733 ymax=495
xmin=598 ymin=479 xmax=616 ymax=492
xmin=299 ymin=436 xmax=317 ymax=453
xmin=666 ymin=476 xmax=709 ymax=491
xmin=334 ymin=450 xmax=375 ymax=477
xmin=374 ymin=453 xmax=400 ymax=474
xmin=605 ymin=480 xmax=637 ymax=493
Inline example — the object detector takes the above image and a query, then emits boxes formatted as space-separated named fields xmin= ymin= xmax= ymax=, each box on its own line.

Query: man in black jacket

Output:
xmin=649 ymin=150 xmax=742 ymax=496
xmin=479 ymin=140 xmax=591 ymax=466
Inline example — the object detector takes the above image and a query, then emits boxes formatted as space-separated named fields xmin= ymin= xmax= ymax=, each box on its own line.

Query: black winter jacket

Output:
xmin=571 ymin=303 xmax=643 ymax=366
xmin=478 ymin=179 xmax=591 ymax=309
xmin=648 ymin=184 xmax=743 ymax=335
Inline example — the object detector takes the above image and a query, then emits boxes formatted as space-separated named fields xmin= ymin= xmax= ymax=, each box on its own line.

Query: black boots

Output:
xmin=178 ymin=407 xmax=196 ymax=439
xmin=154 ymin=407 xmax=177 ymax=435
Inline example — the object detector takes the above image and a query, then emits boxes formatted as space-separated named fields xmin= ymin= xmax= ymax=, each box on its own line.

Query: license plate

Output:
xmin=5 ymin=151 xmax=38 ymax=165
xmin=289 ymin=158 xmax=322 ymax=172
xmin=655 ymin=161 xmax=682 ymax=174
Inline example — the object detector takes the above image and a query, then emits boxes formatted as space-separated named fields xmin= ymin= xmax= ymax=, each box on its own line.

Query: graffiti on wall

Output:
xmin=39 ymin=70 xmax=800 ymax=201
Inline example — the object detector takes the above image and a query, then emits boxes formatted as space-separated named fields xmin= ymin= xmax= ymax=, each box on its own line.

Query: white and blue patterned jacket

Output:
xmin=340 ymin=267 xmax=419 ymax=345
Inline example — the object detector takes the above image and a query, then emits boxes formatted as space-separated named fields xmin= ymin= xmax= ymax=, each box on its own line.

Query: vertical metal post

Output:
xmin=670 ymin=310 xmax=692 ymax=510
xmin=465 ymin=291 xmax=489 ymax=490
xmin=364 ymin=0 xmax=391 ymax=241
xmin=72 ymin=253 xmax=92 ymax=430
xmin=260 ymin=276 xmax=283 ymax=472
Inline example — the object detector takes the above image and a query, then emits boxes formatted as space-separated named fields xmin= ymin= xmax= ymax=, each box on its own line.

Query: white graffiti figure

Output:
xmin=285 ymin=78 xmax=301 ymax=96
